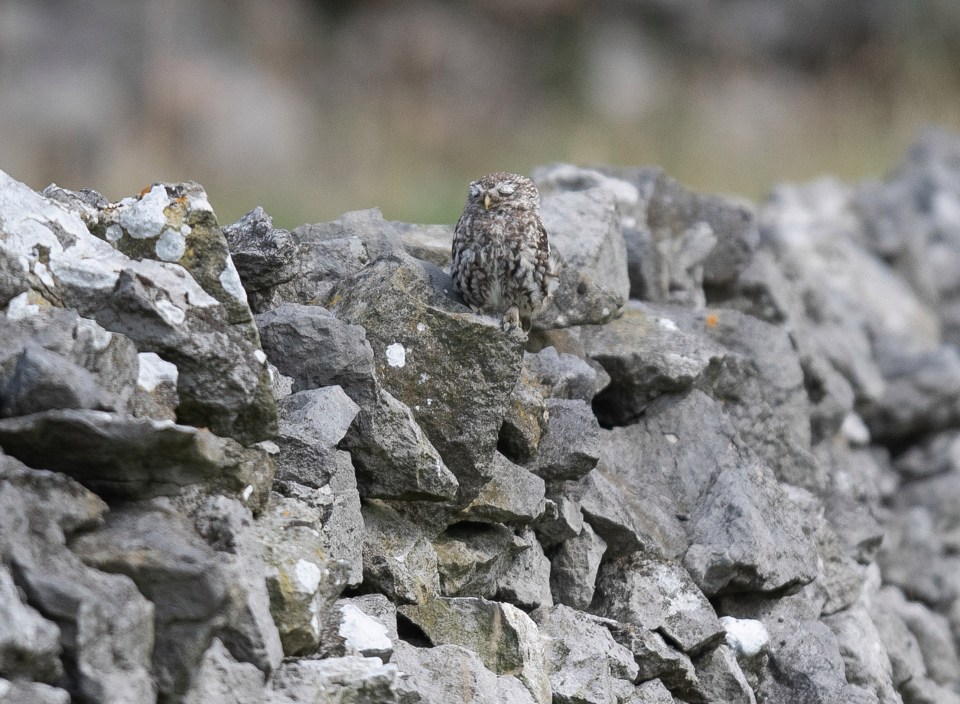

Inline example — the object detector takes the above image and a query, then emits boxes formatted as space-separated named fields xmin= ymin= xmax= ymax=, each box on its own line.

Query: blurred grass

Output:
xmin=213 ymin=48 xmax=960 ymax=231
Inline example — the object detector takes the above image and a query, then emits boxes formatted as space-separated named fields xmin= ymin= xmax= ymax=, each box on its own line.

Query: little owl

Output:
xmin=451 ymin=172 xmax=557 ymax=333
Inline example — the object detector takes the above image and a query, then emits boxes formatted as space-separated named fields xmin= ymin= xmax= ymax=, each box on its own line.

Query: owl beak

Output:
xmin=483 ymin=193 xmax=492 ymax=210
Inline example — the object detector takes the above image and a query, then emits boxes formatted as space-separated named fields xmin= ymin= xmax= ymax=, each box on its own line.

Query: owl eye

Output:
xmin=498 ymin=183 xmax=516 ymax=196
xmin=469 ymin=183 xmax=482 ymax=199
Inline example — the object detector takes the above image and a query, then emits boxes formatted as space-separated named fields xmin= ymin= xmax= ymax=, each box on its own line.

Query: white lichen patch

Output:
xmin=189 ymin=194 xmax=215 ymax=214
xmin=33 ymin=261 xmax=54 ymax=288
xmin=119 ymin=185 xmax=169 ymax=239
xmin=75 ymin=317 xmax=113 ymax=350
xmin=840 ymin=412 xmax=870 ymax=446
xmin=293 ymin=559 xmax=322 ymax=595
xmin=219 ymin=258 xmax=248 ymax=303
xmin=5 ymin=291 xmax=39 ymax=320
xmin=385 ymin=342 xmax=406 ymax=368
xmin=155 ymin=228 xmax=186 ymax=262
xmin=105 ymin=224 xmax=123 ymax=242
xmin=136 ymin=352 xmax=178 ymax=392
xmin=665 ymin=590 xmax=702 ymax=617
xmin=155 ymin=298 xmax=186 ymax=326
xmin=720 ymin=616 xmax=769 ymax=658
xmin=657 ymin=317 xmax=679 ymax=332
xmin=416 ymin=322 xmax=426 ymax=333
xmin=339 ymin=603 xmax=392 ymax=654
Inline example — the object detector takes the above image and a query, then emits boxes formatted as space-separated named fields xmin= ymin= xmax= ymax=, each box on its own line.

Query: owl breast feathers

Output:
xmin=451 ymin=172 xmax=557 ymax=333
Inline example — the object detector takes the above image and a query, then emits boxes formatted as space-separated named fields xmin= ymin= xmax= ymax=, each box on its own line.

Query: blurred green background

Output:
xmin=1 ymin=0 xmax=959 ymax=229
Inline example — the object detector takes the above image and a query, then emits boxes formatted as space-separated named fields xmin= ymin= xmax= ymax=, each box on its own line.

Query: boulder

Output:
xmin=327 ymin=253 xmax=524 ymax=500
xmin=399 ymin=597 xmax=551 ymax=704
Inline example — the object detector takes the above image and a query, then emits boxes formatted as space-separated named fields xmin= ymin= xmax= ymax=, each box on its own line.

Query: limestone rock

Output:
xmin=0 ymin=409 xmax=273 ymax=508
xmin=550 ymin=521 xmax=607 ymax=610
xmin=533 ymin=187 xmax=628 ymax=328
xmin=533 ymin=605 xmax=638 ymax=704
xmin=399 ymin=597 xmax=551 ymax=704
xmin=327 ymin=253 xmax=524 ymax=500
xmin=591 ymin=553 xmax=724 ymax=655
xmin=362 ymin=500 xmax=440 ymax=605
xmin=460 ymin=452 xmax=546 ymax=524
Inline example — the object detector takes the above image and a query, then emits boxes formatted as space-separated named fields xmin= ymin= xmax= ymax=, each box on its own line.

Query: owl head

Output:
xmin=466 ymin=172 xmax=540 ymax=212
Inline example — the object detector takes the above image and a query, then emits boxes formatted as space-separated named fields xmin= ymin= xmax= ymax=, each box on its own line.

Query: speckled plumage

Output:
xmin=451 ymin=172 xmax=556 ymax=333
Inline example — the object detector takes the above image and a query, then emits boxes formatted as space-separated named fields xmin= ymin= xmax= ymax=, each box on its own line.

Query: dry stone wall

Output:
xmin=3 ymin=130 xmax=960 ymax=703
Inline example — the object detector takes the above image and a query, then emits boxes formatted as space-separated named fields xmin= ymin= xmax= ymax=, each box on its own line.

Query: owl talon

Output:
xmin=501 ymin=306 xmax=521 ymax=333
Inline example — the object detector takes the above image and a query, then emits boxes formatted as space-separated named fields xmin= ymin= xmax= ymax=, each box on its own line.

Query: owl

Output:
xmin=451 ymin=172 xmax=557 ymax=334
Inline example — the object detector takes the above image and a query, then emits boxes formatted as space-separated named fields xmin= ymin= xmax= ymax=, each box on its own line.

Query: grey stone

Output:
xmin=133 ymin=351 xmax=180 ymax=421
xmin=550 ymin=521 xmax=607 ymax=610
xmin=282 ymin=209 xmax=404 ymax=302
xmin=266 ymin=656 xmax=402 ymax=704
xmin=337 ymin=602 xmax=394 ymax=660
xmin=338 ymin=594 xmax=398 ymax=643
xmin=625 ymin=167 xmax=760 ymax=301
xmin=894 ymin=430 xmax=960 ymax=479
xmin=532 ymin=604 xmax=639 ymax=704
xmin=570 ymin=460 xmax=688 ymax=559
xmin=523 ymin=346 xmax=600 ymax=403
xmin=396 ymin=221 xmax=454 ymax=269
xmin=527 ymin=398 xmax=600 ymax=481
xmin=584 ymin=303 xmax=724 ymax=426
xmin=901 ymin=677 xmax=960 ymax=704
xmin=622 ymin=679 xmax=676 ymax=704
xmin=277 ymin=387 xmax=359 ymax=453
xmin=70 ymin=503 xmax=249 ymax=700
xmin=591 ymin=553 xmax=724 ymax=655
xmin=399 ymin=597 xmax=551 ymax=704
xmin=877 ymin=586 xmax=960 ymax=686
xmin=724 ymin=595 xmax=847 ymax=704
xmin=596 ymin=390 xmax=816 ymax=595
xmin=879 ymin=507 xmax=960 ymax=609
xmin=868 ymin=591 xmax=926 ymax=689
xmin=433 ymin=523 xmax=526 ymax=598
xmin=533 ymin=187 xmax=628 ymax=329
xmin=0 ymin=680 xmax=71 ymax=704
xmin=815 ymin=522 xmax=869 ymax=616
xmin=255 ymin=491 xmax=348 ymax=656
xmin=497 ymin=528 xmax=553 ymax=611
xmin=190 ymin=495 xmax=285 ymax=677
xmin=257 ymin=303 xmax=459 ymax=502
xmin=0 ymin=309 xmax=139 ymax=419
xmin=692 ymin=645 xmax=757 ymax=704
xmin=350 ymin=389 xmax=459 ymax=501
xmin=256 ymin=303 xmax=376 ymax=402
xmin=497 ymin=675 xmax=538 ymax=704
xmin=393 ymin=641 xmax=498 ymax=704
xmin=461 ymin=452 xmax=546 ymax=524
xmin=182 ymin=638 xmax=265 ymax=704
xmin=0 ymin=563 xmax=62 ymax=682
xmin=683 ymin=458 xmax=818 ymax=596
xmin=866 ymin=345 xmax=960 ymax=442
xmin=498 ymin=364 xmax=548 ymax=465
xmin=274 ymin=387 xmax=363 ymax=585
xmin=222 ymin=207 xmax=297 ymax=293
xmin=0 ymin=409 xmax=273 ymax=508
xmin=0 ymin=455 xmax=154 ymax=703
xmin=695 ymin=307 xmax=819 ymax=490
xmin=362 ymin=500 xmax=440 ymax=605
xmin=534 ymin=496 xmax=583 ymax=548
xmin=607 ymin=622 xmax=699 ymax=696
xmin=823 ymin=607 xmax=898 ymax=704
xmin=0 ymin=172 xmax=276 ymax=444
xmin=327 ymin=252 xmax=524 ymax=501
